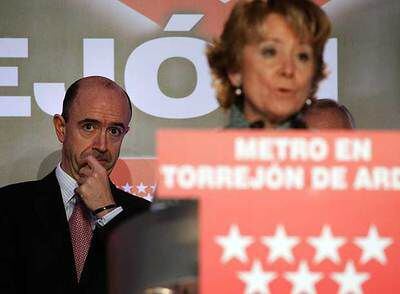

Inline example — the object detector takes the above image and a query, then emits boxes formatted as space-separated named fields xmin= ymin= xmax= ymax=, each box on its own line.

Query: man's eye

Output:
xmin=261 ymin=47 xmax=277 ymax=58
xmin=82 ymin=123 xmax=94 ymax=131
xmin=109 ymin=127 xmax=123 ymax=137
xmin=298 ymin=52 xmax=310 ymax=62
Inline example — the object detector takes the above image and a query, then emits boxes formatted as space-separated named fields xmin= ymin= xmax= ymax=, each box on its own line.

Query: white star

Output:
xmin=284 ymin=260 xmax=323 ymax=294
xmin=136 ymin=182 xmax=148 ymax=194
xmin=261 ymin=225 xmax=300 ymax=263
xmin=307 ymin=225 xmax=346 ymax=264
xmin=143 ymin=192 xmax=154 ymax=202
xmin=331 ymin=261 xmax=370 ymax=294
xmin=354 ymin=225 xmax=393 ymax=265
xmin=215 ymin=224 xmax=254 ymax=264
xmin=121 ymin=182 xmax=133 ymax=193
xmin=150 ymin=183 xmax=157 ymax=193
xmin=238 ymin=259 xmax=277 ymax=294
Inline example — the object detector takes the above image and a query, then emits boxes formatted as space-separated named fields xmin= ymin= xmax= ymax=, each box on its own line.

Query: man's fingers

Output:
xmin=76 ymin=175 xmax=86 ymax=185
xmin=78 ymin=165 xmax=92 ymax=178
xmin=86 ymin=155 xmax=103 ymax=171
xmin=75 ymin=184 xmax=89 ymax=201
xmin=74 ymin=187 xmax=82 ymax=198
xmin=75 ymin=155 xmax=113 ymax=212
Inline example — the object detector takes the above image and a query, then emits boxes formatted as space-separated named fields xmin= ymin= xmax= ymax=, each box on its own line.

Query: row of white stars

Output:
xmin=239 ymin=259 xmax=369 ymax=294
xmin=120 ymin=182 xmax=156 ymax=201
xmin=215 ymin=224 xmax=393 ymax=265
xmin=121 ymin=182 xmax=157 ymax=194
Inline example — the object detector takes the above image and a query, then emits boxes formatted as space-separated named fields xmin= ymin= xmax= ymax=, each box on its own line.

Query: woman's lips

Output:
xmin=276 ymin=87 xmax=295 ymax=96
xmin=278 ymin=87 xmax=293 ymax=92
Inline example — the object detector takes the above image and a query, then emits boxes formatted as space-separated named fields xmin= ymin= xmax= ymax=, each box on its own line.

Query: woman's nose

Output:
xmin=280 ymin=56 xmax=295 ymax=78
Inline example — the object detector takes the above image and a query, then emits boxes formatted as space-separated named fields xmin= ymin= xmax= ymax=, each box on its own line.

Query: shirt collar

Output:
xmin=227 ymin=103 xmax=298 ymax=130
xmin=55 ymin=163 xmax=78 ymax=206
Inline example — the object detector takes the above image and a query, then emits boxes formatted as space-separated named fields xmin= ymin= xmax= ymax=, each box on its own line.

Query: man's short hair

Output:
xmin=61 ymin=76 xmax=133 ymax=121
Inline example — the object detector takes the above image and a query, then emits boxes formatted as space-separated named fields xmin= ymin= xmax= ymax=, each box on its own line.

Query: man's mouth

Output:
xmin=96 ymin=158 xmax=109 ymax=165
xmin=80 ymin=156 xmax=109 ymax=166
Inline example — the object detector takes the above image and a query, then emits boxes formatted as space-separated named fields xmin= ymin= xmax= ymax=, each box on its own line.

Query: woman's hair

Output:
xmin=207 ymin=0 xmax=331 ymax=108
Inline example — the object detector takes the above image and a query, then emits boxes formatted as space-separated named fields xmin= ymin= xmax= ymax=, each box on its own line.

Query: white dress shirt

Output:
xmin=55 ymin=163 xmax=123 ymax=228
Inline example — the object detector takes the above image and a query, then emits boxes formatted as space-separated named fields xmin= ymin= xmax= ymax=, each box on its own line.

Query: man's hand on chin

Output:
xmin=75 ymin=155 xmax=116 ymax=218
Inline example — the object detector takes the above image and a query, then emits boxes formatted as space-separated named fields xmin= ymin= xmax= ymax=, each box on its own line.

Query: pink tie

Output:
xmin=69 ymin=197 xmax=93 ymax=282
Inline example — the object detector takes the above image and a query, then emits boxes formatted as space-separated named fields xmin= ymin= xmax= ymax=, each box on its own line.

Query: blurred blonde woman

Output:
xmin=207 ymin=0 xmax=353 ymax=129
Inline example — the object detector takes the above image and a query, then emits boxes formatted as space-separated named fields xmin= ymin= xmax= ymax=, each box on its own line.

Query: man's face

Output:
xmin=54 ymin=84 xmax=131 ymax=180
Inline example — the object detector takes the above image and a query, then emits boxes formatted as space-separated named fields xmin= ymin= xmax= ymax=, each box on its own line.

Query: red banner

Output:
xmin=120 ymin=0 xmax=329 ymax=38
xmin=201 ymin=194 xmax=400 ymax=293
xmin=157 ymin=130 xmax=400 ymax=293
xmin=111 ymin=157 xmax=157 ymax=201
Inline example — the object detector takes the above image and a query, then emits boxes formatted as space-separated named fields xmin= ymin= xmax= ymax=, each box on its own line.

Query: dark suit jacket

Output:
xmin=0 ymin=171 xmax=150 ymax=294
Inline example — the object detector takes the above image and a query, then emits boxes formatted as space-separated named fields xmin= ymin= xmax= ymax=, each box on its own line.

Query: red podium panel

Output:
xmin=157 ymin=130 xmax=400 ymax=294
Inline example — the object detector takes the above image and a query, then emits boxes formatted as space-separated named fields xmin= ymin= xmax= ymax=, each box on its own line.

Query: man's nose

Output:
xmin=93 ymin=130 xmax=107 ymax=152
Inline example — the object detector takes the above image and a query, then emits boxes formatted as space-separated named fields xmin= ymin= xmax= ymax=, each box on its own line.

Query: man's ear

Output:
xmin=53 ymin=114 xmax=66 ymax=143
xmin=228 ymin=71 xmax=242 ymax=88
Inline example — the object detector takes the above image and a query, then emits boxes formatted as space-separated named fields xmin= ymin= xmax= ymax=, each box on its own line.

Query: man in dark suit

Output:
xmin=0 ymin=76 xmax=150 ymax=294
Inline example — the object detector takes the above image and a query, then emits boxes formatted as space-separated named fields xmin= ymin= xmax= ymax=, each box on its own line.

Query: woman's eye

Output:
xmin=261 ymin=47 xmax=277 ymax=58
xmin=298 ymin=52 xmax=310 ymax=62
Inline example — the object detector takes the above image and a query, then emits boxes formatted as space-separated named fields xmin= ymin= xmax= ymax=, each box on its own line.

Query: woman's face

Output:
xmin=229 ymin=13 xmax=315 ymax=125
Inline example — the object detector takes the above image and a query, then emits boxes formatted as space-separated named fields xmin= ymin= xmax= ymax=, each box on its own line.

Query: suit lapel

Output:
xmin=33 ymin=171 xmax=78 ymax=288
